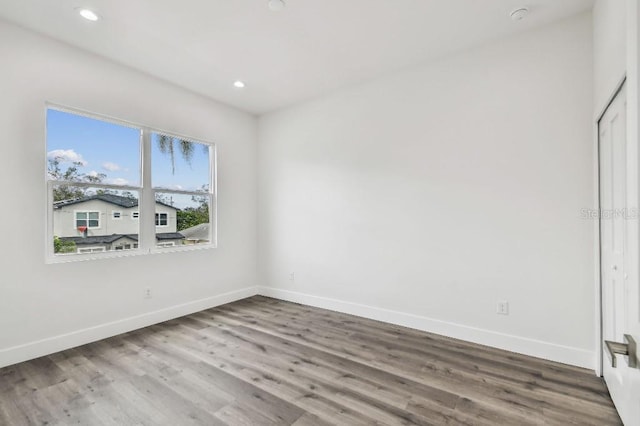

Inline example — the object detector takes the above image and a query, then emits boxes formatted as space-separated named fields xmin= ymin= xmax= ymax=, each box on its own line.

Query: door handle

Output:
xmin=605 ymin=334 xmax=638 ymax=368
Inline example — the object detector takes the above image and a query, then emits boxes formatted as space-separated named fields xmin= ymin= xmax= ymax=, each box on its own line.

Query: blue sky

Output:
xmin=47 ymin=109 xmax=210 ymax=195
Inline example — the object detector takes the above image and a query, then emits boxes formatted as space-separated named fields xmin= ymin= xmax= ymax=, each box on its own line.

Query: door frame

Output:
xmin=595 ymin=76 xmax=627 ymax=377
xmin=595 ymin=0 xmax=640 ymax=378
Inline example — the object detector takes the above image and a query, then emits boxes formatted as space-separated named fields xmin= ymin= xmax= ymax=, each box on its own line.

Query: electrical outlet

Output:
xmin=289 ymin=272 xmax=295 ymax=281
xmin=144 ymin=288 xmax=152 ymax=299
xmin=497 ymin=301 xmax=509 ymax=315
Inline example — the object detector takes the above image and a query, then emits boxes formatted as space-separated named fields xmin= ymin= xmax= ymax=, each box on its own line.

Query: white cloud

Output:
xmin=88 ymin=171 xmax=99 ymax=178
xmin=106 ymin=178 xmax=130 ymax=186
xmin=47 ymin=149 xmax=87 ymax=166
xmin=171 ymin=185 xmax=184 ymax=190
xmin=102 ymin=162 xmax=121 ymax=172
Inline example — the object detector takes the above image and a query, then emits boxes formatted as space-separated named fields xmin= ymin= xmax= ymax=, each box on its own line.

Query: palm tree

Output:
xmin=156 ymin=134 xmax=195 ymax=174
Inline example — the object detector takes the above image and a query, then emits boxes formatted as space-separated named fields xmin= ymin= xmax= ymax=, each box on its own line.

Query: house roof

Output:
xmin=60 ymin=232 xmax=185 ymax=245
xmin=59 ymin=234 xmax=136 ymax=245
xmin=53 ymin=193 xmax=178 ymax=210
xmin=179 ymin=223 xmax=210 ymax=241
xmin=156 ymin=233 xmax=185 ymax=241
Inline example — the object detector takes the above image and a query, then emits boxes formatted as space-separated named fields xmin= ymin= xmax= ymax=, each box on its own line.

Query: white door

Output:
xmin=600 ymin=83 xmax=640 ymax=425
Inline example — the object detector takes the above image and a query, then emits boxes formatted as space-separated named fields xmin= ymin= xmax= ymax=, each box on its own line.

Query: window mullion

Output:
xmin=140 ymin=129 xmax=156 ymax=252
xmin=46 ymin=181 xmax=55 ymax=260
xmin=210 ymin=144 xmax=217 ymax=246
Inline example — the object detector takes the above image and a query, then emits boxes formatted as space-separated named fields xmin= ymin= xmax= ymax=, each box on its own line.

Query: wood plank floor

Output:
xmin=0 ymin=296 xmax=622 ymax=425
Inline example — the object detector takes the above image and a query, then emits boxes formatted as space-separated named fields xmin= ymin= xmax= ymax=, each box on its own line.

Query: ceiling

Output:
xmin=0 ymin=0 xmax=593 ymax=115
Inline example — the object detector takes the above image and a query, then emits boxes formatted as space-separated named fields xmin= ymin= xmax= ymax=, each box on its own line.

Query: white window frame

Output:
xmin=46 ymin=105 xmax=217 ymax=263
xmin=112 ymin=211 xmax=122 ymax=220
xmin=155 ymin=212 xmax=168 ymax=227
xmin=157 ymin=241 xmax=175 ymax=248
xmin=75 ymin=210 xmax=101 ymax=229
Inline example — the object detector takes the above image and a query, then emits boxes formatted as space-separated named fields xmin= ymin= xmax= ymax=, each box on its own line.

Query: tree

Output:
xmin=176 ymin=192 xmax=209 ymax=231
xmin=177 ymin=207 xmax=208 ymax=231
xmin=120 ymin=191 xmax=137 ymax=200
xmin=48 ymin=157 xmax=106 ymax=202
xmin=53 ymin=236 xmax=76 ymax=254
xmin=156 ymin=135 xmax=195 ymax=175
xmin=155 ymin=192 xmax=175 ymax=206
xmin=156 ymin=135 xmax=209 ymax=174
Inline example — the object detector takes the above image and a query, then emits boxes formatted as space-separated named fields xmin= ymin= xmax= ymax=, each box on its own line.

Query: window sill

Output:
xmin=46 ymin=243 xmax=217 ymax=264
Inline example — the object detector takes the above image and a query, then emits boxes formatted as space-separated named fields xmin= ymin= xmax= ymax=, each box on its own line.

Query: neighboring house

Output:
xmin=179 ymin=223 xmax=210 ymax=244
xmin=53 ymin=194 xmax=184 ymax=253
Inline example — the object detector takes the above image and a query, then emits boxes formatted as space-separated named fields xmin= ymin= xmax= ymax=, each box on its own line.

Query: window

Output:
xmin=155 ymin=213 xmax=168 ymax=226
xmin=78 ymin=247 xmax=106 ymax=254
xmin=47 ymin=107 xmax=215 ymax=262
xmin=75 ymin=211 xmax=100 ymax=229
xmin=152 ymin=132 xmax=212 ymax=247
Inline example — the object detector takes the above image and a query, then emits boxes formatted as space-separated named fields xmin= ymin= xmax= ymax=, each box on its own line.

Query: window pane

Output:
xmin=155 ymin=192 xmax=211 ymax=247
xmin=154 ymin=213 xmax=169 ymax=226
xmin=47 ymin=109 xmax=141 ymax=187
xmin=151 ymin=133 xmax=210 ymax=191
xmin=52 ymin=185 xmax=140 ymax=255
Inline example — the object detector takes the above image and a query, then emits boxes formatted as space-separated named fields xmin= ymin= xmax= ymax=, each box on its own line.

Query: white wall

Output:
xmin=593 ymin=0 xmax=627 ymax=114
xmin=0 ymin=20 xmax=258 ymax=367
xmin=258 ymin=13 xmax=595 ymax=367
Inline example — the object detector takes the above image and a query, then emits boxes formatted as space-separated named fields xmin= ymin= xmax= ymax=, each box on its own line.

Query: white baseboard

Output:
xmin=0 ymin=286 xmax=260 ymax=369
xmin=1 ymin=285 xmax=595 ymax=371
xmin=257 ymin=287 xmax=595 ymax=370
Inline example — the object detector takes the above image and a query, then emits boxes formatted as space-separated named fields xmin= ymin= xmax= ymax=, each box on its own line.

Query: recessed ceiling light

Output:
xmin=233 ymin=81 xmax=246 ymax=89
xmin=78 ymin=8 xmax=100 ymax=21
xmin=268 ymin=0 xmax=285 ymax=12
xmin=510 ymin=7 xmax=529 ymax=21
